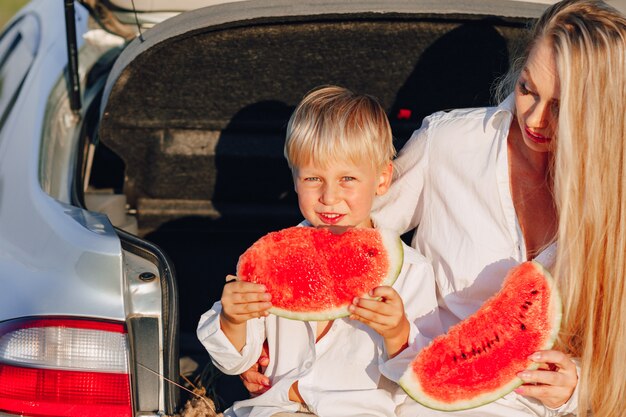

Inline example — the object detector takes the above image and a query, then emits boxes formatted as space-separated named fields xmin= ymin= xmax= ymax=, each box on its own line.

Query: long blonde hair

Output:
xmin=516 ymin=1 xmax=626 ymax=416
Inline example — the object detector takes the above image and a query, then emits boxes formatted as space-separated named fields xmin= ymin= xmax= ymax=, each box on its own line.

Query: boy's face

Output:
xmin=293 ymin=159 xmax=392 ymax=229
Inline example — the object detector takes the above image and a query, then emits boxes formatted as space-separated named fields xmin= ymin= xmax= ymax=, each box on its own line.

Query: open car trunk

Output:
xmin=94 ymin=0 xmax=540 ymax=407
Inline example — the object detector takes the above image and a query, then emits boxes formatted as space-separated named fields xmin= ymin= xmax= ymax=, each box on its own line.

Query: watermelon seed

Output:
xmin=461 ymin=352 xmax=467 ymax=359
xmin=519 ymin=313 xmax=525 ymax=318
xmin=525 ymin=301 xmax=532 ymax=305
xmin=513 ymin=317 xmax=527 ymax=331
xmin=494 ymin=333 xmax=500 ymax=342
xmin=531 ymin=290 xmax=539 ymax=295
xmin=522 ymin=304 xmax=529 ymax=310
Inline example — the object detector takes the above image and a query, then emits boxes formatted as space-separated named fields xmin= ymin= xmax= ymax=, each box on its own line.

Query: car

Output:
xmin=1 ymin=0 xmax=621 ymax=416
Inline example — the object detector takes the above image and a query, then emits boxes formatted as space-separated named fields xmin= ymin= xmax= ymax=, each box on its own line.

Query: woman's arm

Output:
xmin=372 ymin=117 xmax=432 ymax=234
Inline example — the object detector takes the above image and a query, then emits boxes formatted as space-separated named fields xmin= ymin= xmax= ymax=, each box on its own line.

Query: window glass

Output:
xmin=0 ymin=14 xmax=40 ymax=133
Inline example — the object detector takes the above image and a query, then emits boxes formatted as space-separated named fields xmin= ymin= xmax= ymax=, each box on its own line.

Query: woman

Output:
xmin=383 ymin=1 xmax=625 ymax=415
xmin=242 ymin=1 xmax=626 ymax=415
xmin=511 ymin=2 xmax=626 ymax=414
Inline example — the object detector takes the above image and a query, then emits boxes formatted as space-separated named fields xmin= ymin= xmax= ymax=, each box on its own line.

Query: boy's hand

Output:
xmin=348 ymin=286 xmax=410 ymax=358
xmin=220 ymin=275 xmax=272 ymax=326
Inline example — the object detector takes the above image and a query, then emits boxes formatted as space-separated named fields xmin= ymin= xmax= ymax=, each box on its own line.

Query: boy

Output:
xmin=197 ymin=86 xmax=440 ymax=417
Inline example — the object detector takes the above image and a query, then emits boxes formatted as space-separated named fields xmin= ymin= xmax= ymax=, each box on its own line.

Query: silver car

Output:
xmin=3 ymin=0 xmax=622 ymax=416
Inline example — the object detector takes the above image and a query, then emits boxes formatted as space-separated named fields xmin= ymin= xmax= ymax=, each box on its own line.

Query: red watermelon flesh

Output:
xmin=236 ymin=226 xmax=403 ymax=321
xmin=400 ymin=261 xmax=562 ymax=411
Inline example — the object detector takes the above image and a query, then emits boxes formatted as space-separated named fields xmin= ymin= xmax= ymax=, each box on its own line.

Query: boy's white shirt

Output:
xmin=197 ymin=228 xmax=441 ymax=417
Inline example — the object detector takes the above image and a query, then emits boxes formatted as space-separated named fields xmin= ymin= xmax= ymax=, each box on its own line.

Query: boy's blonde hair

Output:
xmin=284 ymin=86 xmax=395 ymax=171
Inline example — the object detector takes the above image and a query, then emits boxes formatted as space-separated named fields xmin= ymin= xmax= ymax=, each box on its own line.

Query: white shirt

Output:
xmin=373 ymin=96 xmax=577 ymax=417
xmin=197 ymin=239 xmax=441 ymax=417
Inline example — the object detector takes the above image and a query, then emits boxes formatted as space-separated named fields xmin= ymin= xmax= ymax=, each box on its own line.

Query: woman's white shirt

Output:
xmin=373 ymin=95 xmax=576 ymax=416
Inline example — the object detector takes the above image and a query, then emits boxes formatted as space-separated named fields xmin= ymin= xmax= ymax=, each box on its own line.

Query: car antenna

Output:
xmin=63 ymin=0 xmax=81 ymax=115
xmin=130 ymin=0 xmax=144 ymax=43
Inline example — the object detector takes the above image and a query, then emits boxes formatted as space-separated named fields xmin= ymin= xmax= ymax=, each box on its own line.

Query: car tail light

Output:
xmin=0 ymin=317 xmax=132 ymax=417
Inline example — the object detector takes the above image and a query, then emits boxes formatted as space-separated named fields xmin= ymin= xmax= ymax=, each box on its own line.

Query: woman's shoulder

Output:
xmin=413 ymin=103 xmax=511 ymax=149
xmin=422 ymin=95 xmax=514 ymax=131
xmin=424 ymin=104 xmax=502 ymax=129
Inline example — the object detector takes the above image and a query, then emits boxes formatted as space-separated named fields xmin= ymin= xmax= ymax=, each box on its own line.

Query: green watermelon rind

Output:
xmin=399 ymin=260 xmax=563 ymax=411
xmin=267 ymin=228 xmax=404 ymax=321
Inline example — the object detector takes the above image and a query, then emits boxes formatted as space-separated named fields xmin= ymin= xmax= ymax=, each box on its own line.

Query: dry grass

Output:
xmin=170 ymin=386 xmax=222 ymax=417
xmin=166 ymin=360 xmax=225 ymax=417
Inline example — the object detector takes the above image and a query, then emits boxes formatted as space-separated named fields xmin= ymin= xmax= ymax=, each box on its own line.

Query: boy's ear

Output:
xmin=375 ymin=162 xmax=393 ymax=196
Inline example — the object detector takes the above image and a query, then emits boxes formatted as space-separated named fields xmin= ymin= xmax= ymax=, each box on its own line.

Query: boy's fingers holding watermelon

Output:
xmin=350 ymin=295 xmax=405 ymax=331
xmin=366 ymin=286 xmax=406 ymax=321
xmin=349 ymin=298 xmax=392 ymax=325
xmin=223 ymin=280 xmax=267 ymax=294
xmin=369 ymin=285 xmax=401 ymax=303
xmin=223 ymin=281 xmax=271 ymax=300
xmin=350 ymin=287 xmax=404 ymax=320
xmin=348 ymin=301 xmax=379 ymax=323
xmin=221 ymin=279 xmax=272 ymax=324
xmin=241 ymin=300 xmax=272 ymax=313
xmin=348 ymin=303 xmax=394 ymax=335
xmin=222 ymin=302 xmax=271 ymax=324
xmin=223 ymin=275 xmax=268 ymax=292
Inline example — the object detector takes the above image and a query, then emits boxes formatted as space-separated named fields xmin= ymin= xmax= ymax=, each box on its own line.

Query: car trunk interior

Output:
xmin=90 ymin=2 xmax=533 ymax=408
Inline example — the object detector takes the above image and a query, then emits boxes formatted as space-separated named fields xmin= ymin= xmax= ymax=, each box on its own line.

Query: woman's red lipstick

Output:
xmin=524 ymin=126 xmax=550 ymax=144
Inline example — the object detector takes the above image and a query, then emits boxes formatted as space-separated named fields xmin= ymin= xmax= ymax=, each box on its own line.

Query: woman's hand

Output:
xmin=240 ymin=341 xmax=271 ymax=396
xmin=515 ymin=350 xmax=578 ymax=409
xmin=348 ymin=286 xmax=410 ymax=358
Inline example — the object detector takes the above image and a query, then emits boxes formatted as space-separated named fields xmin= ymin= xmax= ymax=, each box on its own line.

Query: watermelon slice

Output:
xmin=236 ymin=226 xmax=403 ymax=321
xmin=400 ymin=261 xmax=562 ymax=411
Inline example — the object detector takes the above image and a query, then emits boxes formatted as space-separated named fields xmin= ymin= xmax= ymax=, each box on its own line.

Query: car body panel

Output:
xmin=101 ymin=0 xmax=626 ymax=14
xmin=1 ymin=2 xmax=178 ymax=414
xmin=0 ymin=0 xmax=126 ymax=322
xmin=39 ymin=28 xmax=125 ymax=202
